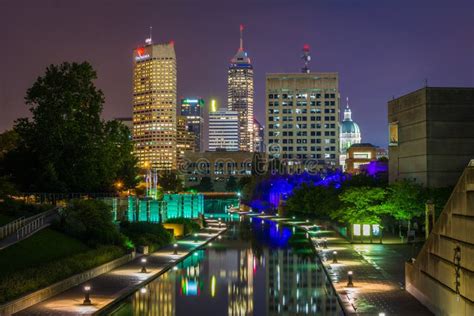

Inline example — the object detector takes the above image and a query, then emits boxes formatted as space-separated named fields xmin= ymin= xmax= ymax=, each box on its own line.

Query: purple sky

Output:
xmin=1 ymin=0 xmax=473 ymax=147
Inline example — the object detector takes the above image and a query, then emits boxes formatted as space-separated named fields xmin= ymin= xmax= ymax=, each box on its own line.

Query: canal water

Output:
xmin=108 ymin=218 xmax=342 ymax=316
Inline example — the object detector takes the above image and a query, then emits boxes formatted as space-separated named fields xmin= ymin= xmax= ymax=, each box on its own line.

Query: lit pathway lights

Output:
xmin=140 ymin=258 xmax=147 ymax=273
xmin=332 ymin=251 xmax=338 ymax=264
xmin=379 ymin=313 xmax=386 ymax=316
xmin=218 ymin=218 xmax=222 ymax=228
xmin=83 ymin=285 xmax=92 ymax=305
xmin=218 ymin=235 xmax=222 ymax=240
xmin=173 ymin=243 xmax=178 ymax=255
xmin=140 ymin=287 xmax=147 ymax=294
xmin=323 ymin=238 xmax=328 ymax=249
xmin=347 ymin=271 xmax=354 ymax=287
xmin=194 ymin=233 xmax=198 ymax=243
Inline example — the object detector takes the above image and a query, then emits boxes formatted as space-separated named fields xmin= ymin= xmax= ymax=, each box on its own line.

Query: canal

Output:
xmin=107 ymin=217 xmax=343 ymax=315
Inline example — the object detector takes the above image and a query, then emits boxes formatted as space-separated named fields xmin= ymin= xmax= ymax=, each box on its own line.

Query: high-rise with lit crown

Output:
xmin=132 ymin=34 xmax=177 ymax=170
xmin=228 ymin=25 xmax=254 ymax=152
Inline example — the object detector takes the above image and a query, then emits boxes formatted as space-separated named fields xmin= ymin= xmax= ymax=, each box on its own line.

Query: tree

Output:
xmin=60 ymin=199 xmax=123 ymax=246
xmin=332 ymin=186 xmax=388 ymax=224
xmin=4 ymin=62 xmax=137 ymax=193
xmin=158 ymin=171 xmax=182 ymax=192
xmin=190 ymin=176 xmax=213 ymax=192
xmin=382 ymin=179 xmax=425 ymax=236
xmin=225 ymin=176 xmax=238 ymax=192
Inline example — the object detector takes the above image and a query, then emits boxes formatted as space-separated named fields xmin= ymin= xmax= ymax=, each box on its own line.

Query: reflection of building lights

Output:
xmin=211 ymin=275 xmax=216 ymax=297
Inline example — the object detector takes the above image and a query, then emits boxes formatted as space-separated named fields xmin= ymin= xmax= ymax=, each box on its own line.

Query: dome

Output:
xmin=341 ymin=120 xmax=361 ymax=134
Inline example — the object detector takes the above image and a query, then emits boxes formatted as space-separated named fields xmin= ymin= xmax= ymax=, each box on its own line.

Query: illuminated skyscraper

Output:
xmin=176 ymin=115 xmax=196 ymax=168
xmin=253 ymin=118 xmax=264 ymax=152
xmin=228 ymin=25 xmax=254 ymax=152
xmin=179 ymin=98 xmax=204 ymax=152
xmin=208 ymin=108 xmax=239 ymax=152
xmin=132 ymin=36 xmax=177 ymax=170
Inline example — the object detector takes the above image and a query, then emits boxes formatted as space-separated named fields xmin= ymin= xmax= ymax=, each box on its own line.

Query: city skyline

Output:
xmin=1 ymin=0 xmax=473 ymax=149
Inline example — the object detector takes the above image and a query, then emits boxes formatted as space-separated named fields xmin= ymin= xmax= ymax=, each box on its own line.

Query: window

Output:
xmin=389 ymin=122 xmax=399 ymax=146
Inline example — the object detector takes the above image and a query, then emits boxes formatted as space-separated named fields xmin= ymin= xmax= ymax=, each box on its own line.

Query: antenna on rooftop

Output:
xmin=145 ymin=26 xmax=153 ymax=45
xmin=239 ymin=24 xmax=244 ymax=50
xmin=301 ymin=44 xmax=311 ymax=73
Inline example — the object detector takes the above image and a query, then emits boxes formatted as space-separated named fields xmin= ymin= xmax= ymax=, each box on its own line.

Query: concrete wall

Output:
xmin=388 ymin=87 xmax=474 ymax=188
xmin=405 ymin=161 xmax=474 ymax=315
xmin=0 ymin=252 xmax=135 ymax=316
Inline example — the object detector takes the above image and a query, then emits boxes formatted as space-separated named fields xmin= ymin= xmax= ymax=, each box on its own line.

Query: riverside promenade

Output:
xmin=246 ymin=213 xmax=432 ymax=316
xmin=15 ymin=219 xmax=226 ymax=315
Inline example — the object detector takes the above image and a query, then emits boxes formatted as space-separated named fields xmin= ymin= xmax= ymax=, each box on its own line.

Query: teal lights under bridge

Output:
xmin=104 ymin=194 xmax=239 ymax=223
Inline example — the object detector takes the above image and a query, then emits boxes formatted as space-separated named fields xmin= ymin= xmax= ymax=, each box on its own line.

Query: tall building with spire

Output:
xmin=228 ymin=25 xmax=254 ymax=152
xmin=132 ymin=32 xmax=177 ymax=170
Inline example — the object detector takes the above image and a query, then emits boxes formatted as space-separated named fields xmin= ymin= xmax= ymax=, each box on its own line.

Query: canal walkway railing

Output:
xmin=0 ymin=207 xmax=61 ymax=250
xmin=0 ymin=217 xmax=26 ymax=240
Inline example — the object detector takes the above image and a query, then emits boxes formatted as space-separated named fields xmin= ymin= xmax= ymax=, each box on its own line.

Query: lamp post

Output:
xmin=347 ymin=271 xmax=354 ymax=287
xmin=173 ymin=243 xmax=178 ymax=255
xmin=332 ymin=251 xmax=338 ymax=264
xmin=140 ymin=258 xmax=147 ymax=273
xmin=83 ymin=285 xmax=92 ymax=305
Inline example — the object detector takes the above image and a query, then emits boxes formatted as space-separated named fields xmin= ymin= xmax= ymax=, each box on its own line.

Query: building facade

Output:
xmin=388 ymin=87 xmax=474 ymax=187
xmin=176 ymin=115 xmax=196 ymax=169
xmin=265 ymin=73 xmax=340 ymax=170
xmin=179 ymin=98 xmax=204 ymax=152
xmin=345 ymin=143 xmax=377 ymax=174
xmin=132 ymin=41 xmax=177 ymax=170
xmin=253 ymin=118 xmax=264 ymax=153
xmin=339 ymin=98 xmax=361 ymax=169
xmin=183 ymin=151 xmax=256 ymax=191
xmin=228 ymin=26 xmax=254 ymax=152
xmin=208 ymin=109 xmax=239 ymax=152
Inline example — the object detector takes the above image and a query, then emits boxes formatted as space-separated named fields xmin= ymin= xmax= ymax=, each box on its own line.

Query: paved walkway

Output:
xmin=246 ymin=213 xmax=432 ymax=316
xmin=15 ymin=219 xmax=226 ymax=315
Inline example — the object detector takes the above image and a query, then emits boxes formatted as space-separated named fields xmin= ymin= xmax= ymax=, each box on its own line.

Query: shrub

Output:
xmin=0 ymin=245 xmax=124 ymax=304
xmin=60 ymin=199 xmax=123 ymax=246
xmin=165 ymin=217 xmax=201 ymax=235
xmin=120 ymin=222 xmax=172 ymax=252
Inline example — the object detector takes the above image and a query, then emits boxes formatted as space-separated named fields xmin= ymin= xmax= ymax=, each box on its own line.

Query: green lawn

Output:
xmin=0 ymin=228 xmax=90 ymax=276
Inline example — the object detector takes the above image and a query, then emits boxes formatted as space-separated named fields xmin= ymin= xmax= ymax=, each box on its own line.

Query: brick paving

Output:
xmin=249 ymin=214 xmax=433 ymax=316
xmin=15 ymin=219 xmax=226 ymax=316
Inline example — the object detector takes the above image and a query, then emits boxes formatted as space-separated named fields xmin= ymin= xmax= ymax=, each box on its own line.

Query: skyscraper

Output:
xmin=179 ymin=98 xmax=204 ymax=152
xmin=253 ymin=118 xmax=264 ymax=153
xmin=176 ymin=115 xmax=196 ymax=169
xmin=132 ymin=37 xmax=177 ymax=170
xmin=228 ymin=25 xmax=254 ymax=152
xmin=208 ymin=108 xmax=239 ymax=152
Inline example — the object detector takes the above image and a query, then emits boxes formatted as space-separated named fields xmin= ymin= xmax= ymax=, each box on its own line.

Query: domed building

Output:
xmin=339 ymin=98 xmax=362 ymax=169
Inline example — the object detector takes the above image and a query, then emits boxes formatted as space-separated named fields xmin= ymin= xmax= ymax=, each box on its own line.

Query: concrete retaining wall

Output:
xmin=0 ymin=252 xmax=135 ymax=316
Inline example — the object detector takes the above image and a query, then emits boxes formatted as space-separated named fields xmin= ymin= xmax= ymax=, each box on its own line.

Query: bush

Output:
xmin=165 ymin=217 xmax=201 ymax=235
xmin=0 ymin=198 xmax=52 ymax=218
xmin=0 ymin=245 xmax=124 ymax=304
xmin=60 ymin=199 xmax=123 ymax=246
xmin=120 ymin=222 xmax=172 ymax=252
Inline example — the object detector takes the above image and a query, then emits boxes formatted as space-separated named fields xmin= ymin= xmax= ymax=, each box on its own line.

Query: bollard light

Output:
xmin=292 ymin=216 xmax=296 ymax=220
xmin=378 ymin=313 xmax=386 ymax=316
xmin=218 ymin=235 xmax=222 ymax=240
xmin=140 ymin=287 xmax=147 ymax=294
xmin=173 ymin=266 xmax=178 ymax=271
xmin=194 ymin=233 xmax=198 ymax=243
xmin=140 ymin=258 xmax=147 ymax=273
xmin=347 ymin=271 xmax=354 ymax=287
xmin=209 ymin=242 xmax=213 ymax=246
xmin=323 ymin=238 xmax=328 ymax=249
xmin=306 ymin=219 xmax=309 ymax=223
xmin=173 ymin=243 xmax=178 ymax=255
xmin=83 ymin=285 xmax=92 ymax=305
xmin=332 ymin=251 xmax=338 ymax=264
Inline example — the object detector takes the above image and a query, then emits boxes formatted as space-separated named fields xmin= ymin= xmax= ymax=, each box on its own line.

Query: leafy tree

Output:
xmin=158 ymin=171 xmax=182 ymax=192
xmin=382 ymin=179 xmax=425 ymax=234
xmin=286 ymin=184 xmax=340 ymax=218
xmin=0 ymin=130 xmax=18 ymax=160
xmin=60 ymin=199 xmax=123 ymax=246
xmin=332 ymin=186 xmax=388 ymax=224
xmin=225 ymin=176 xmax=238 ymax=192
xmin=190 ymin=176 xmax=213 ymax=192
xmin=3 ymin=62 xmax=137 ymax=192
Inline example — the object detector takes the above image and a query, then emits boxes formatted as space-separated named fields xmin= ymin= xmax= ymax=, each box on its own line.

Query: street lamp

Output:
xmin=332 ymin=251 xmax=338 ymax=264
xmin=83 ymin=285 xmax=92 ymax=305
xmin=347 ymin=271 xmax=354 ymax=287
xmin=140 ymin=258 xmax=147 ymax=273
xmin=173 ymin=243 xmax=178 ymax=255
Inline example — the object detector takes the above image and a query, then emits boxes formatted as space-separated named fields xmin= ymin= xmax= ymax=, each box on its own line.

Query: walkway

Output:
xmin=15 ymin=219 xmax=226 ymax=315
xmin=247 ymin=213 xmax=432 ymax=316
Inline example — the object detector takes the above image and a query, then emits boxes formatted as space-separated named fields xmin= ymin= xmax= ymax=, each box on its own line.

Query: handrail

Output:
xmin=0 ymin=217 xmax=25 ymax=240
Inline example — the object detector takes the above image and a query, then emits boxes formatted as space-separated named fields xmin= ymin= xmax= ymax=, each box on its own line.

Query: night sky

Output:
xmin=1 ymin=0 xmax=473 ymax=147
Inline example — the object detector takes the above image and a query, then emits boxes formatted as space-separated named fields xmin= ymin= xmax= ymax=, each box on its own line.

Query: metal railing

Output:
xmin=16 ymin=216 xmax=45 ymax=240
xmin=0 ymin=217 xmax=26 ymax=240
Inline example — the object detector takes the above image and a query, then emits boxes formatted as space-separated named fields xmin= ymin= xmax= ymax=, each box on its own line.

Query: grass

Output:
xmin=0 ymin=228 xmax=90 ymax=277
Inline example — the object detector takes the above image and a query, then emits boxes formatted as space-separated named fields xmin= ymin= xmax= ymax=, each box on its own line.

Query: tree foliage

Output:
xmin=158 ymin=171 xmax=182 ymax=192
xmin=3 ymin=62 xmax=137 ymax=192
xmin=225 ymin=176 xmax=238 ymax=192
xmin=383 ymin=179 xmax=425 ymax=221
xmin=331 ymin=187 xmax=388 ymax=224
xmin=286 ymin=183 xmax=340 ymax=218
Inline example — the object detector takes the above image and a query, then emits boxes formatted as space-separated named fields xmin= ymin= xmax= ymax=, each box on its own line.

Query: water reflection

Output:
xmin=109 ymin=220 xmax=341 ymax=316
